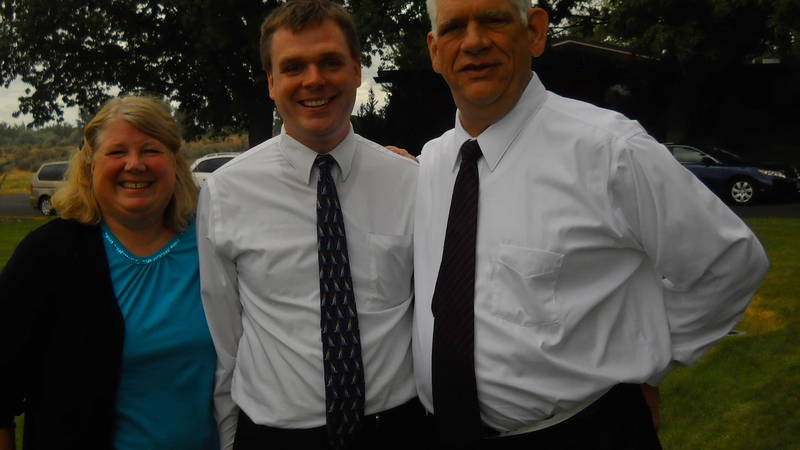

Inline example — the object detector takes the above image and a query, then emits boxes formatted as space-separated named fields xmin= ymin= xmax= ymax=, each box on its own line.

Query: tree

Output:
xmin=0 ymin=0 xmax=281 ymax=145
xmin=365 ymin=0 xmax=800 ymax=149
xmin=7 ymin=0 xmax=793 ymax=149
xmin=346 ymin=0 xmax=448 ymax=152
xmin=600 ymin=0 xmax=798 ymax=63
xmin=542 ymin=0 xmax=800 ymax=142
xmin=0 ymin=0 xmax=454 ymax=146
xmin=348 ymin=0 xmax=431 ymax=69
xmin=352 ymin=87 xmax=385 ymax=142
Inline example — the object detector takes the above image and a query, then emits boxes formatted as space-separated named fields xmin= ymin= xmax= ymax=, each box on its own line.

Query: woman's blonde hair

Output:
xmin=52 ymin=95 xmax=198 ymax=232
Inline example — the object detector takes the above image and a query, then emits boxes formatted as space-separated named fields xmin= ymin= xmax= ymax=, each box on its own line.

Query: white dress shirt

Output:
xmin=198 ymin=127 xmax=418 ymax=449
xmin=413 ymin=73 xmax=769 ymax=433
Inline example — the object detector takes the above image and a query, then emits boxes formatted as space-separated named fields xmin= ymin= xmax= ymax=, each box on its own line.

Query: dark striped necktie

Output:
xmin=316 ymin=154 xmax=365 ymax=449
xmin=431 ymin=139 xmax=483 ymax=448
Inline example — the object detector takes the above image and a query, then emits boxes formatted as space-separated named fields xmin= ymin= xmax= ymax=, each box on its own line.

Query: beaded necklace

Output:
xmin=102 ymin=226 xmax=185 ymax=265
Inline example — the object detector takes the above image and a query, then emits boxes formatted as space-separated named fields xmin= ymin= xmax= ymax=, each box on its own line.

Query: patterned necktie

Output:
xmin=431 ymin=139 xmax=483 ymax=447
xmin=316 ymin=154 xmax=365 ymax=449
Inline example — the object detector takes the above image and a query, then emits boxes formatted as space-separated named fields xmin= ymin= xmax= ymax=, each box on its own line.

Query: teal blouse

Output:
xmin=101 ymin=220 xmax=217 ymax=449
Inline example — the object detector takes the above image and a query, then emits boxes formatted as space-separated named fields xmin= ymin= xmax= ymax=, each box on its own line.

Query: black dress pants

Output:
xmin=433 ymin=384 xmax=662 ymax=450
xmin=232 ymin=398 xmax=432 ymax=450
xmin=476 ymin=384 xmax=661 ymax=450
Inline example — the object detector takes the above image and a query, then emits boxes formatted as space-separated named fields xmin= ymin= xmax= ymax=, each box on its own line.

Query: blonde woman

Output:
xmin=0 ymin=96 xmax=217 ymax=449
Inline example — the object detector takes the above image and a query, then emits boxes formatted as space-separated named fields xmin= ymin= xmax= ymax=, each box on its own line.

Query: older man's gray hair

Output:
xmin=425 ymin=0 xmax=531 ymax=34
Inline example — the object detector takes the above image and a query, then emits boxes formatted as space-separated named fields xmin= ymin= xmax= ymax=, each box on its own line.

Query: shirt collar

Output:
xmin=279 ymin=125 xmax=357 ymax=185
xmin=450 ymin=72 xmax=547 ymax=173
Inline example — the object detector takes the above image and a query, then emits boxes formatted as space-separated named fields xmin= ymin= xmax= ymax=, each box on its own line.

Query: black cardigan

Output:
xmin=0 ymin=219 xmax=124 ymax=449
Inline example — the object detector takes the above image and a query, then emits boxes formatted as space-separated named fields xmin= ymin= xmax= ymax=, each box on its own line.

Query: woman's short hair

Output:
xmin=260 ymin=0 xmax=361 ymax=73
xmin=52 ymin=95 xmax=198 ymax=232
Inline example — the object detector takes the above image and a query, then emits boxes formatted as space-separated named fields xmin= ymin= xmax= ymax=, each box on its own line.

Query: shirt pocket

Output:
xmin=367 ymin=232 xmax=414 ymax=307
xmin=490 ymin=245 xmax=563 ymax=326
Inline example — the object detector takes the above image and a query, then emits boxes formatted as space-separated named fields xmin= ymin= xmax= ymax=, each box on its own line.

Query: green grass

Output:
xmin=658 ymin=218 xmax=800 ymax=449
xmin=0 ymin=217 xmax=52 ymax=269
xmin=0 ymin=218 xmax=798 ymax=448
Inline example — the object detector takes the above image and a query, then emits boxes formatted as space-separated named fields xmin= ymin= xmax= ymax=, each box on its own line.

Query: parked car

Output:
xmin=665 ymin=144 xmax=800 ymax=205
xmin=190 ymin=152 xmax=241 ymax=186
xmin=29 ymin=161 xmax=69 ymax=215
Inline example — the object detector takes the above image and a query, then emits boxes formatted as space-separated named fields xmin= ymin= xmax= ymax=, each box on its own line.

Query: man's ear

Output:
xmin=427 ymin=31 xmax=442 ymax=74
xmin=527 ymin=8 xmax=549 ymax=58
xmin=354 ymin=59 xmax=362 ymax=88
xmin=267 ymin=71 xmax=275 ymax=100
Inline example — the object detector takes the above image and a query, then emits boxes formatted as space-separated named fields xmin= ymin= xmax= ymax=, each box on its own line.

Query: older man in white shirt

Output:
xmin=413 ymin=0 xmax=769 ymax=449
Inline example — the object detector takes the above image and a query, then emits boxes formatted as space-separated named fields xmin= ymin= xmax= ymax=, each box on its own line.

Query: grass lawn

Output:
xmin=0 ymin=218 xmax=797 ymax=448
xmin=658 ymin=218 xmax=800 ymax=449
xmin=0 ymin=217 xmax=52 ymax=268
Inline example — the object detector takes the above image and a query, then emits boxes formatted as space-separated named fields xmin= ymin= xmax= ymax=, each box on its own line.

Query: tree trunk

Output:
xmin=245 ymin=84 xmax=275 ymax=148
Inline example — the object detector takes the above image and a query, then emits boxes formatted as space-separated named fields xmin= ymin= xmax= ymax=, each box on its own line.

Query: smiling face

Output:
xmin=91 ymin=120 xmax=177 ymax=230
xmin=267 ymin=19 xmax=362 ymax=153
xmin=428 ymin=0 xmax=547 ymax=135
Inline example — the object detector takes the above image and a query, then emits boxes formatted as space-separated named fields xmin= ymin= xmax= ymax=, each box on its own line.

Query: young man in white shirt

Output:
xmin=197 ymin=1 xmax=424 ymax=449
xmin=413 ymin=0 xmax=769 ymax=448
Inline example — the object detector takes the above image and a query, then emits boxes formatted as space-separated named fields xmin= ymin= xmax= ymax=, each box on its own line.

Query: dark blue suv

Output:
xmin=665 ymin=144 xmax=800 ymax=205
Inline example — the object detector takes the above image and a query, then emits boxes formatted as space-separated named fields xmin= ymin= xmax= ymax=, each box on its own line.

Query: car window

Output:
xmin=708 ymin=147 xmax=746 ymax=163
xmin=196 ymin=157 xmax=234 ymax=173
xmin=38 ymin=163 xmax=68 ymax=181
xmin=671 ymin=146 xmax=709 ymax=164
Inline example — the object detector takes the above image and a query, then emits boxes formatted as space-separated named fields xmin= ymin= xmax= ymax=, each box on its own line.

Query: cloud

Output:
xmin=0 ymin=79 xmax=80 ymax=126
xmin=0 ymin=80 xmax=30 ymax=126
xmin=354 ymin=65 xmax=387 ymax=113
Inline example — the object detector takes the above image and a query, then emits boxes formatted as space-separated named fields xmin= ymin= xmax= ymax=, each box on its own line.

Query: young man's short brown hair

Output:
xmin=260 ymin=0 xmax=361 ymax=73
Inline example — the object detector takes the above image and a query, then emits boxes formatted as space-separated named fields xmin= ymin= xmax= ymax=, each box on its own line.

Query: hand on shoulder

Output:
xmin=385 ymin=145 xmax=418 ymax=163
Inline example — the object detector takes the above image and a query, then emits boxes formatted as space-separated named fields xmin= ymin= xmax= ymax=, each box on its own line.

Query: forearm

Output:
xmin=640 ymin=384 xmax=660 ymax=431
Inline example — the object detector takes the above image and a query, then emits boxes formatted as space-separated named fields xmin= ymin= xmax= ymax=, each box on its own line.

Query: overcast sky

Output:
xmin=0 ymin=65 xmax=387 ymax=128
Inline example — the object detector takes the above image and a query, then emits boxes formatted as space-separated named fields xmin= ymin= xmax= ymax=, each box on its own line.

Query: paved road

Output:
xmin=0 ymin=194 xmax=37 ymax=217
xmin=2 ymin=194 xmax=800 ymax=218
xmin=728 ymin=197 xmax=800 ymax=219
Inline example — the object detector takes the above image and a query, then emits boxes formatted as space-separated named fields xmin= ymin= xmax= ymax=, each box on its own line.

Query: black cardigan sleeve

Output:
xmin=0 ymin=219 xmax=58 ymax=428
xmin=0 ymin=219 xmax=124 ymax=448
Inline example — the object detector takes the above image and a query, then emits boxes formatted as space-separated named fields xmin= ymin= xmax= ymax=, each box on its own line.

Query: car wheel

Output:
xmin=728 ymin=178 xmax=758 ymax=205
xmin=39 ymin=196 xmax=55 ymax=216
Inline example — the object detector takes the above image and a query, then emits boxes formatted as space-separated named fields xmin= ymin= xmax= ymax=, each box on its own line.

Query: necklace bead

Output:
xmin=102 ymin=227 xmax=185 ymax=264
